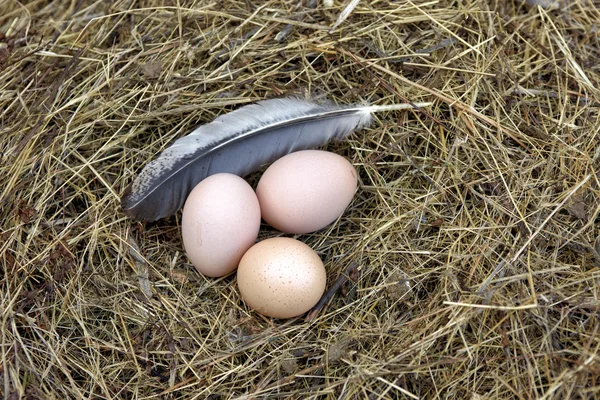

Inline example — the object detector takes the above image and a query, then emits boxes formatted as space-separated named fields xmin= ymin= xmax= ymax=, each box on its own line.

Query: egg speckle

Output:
xmin=237 ymin=237 xmax=326 ymax=318
xmin=256 ymin=150 xmax=357 ymax=234
xmin=182 ymin=173 xmax=261 ymax=277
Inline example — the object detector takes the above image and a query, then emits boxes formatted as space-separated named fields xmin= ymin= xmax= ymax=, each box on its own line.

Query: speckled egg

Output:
xmin=237 ymin=237 xmax=326 ymax=318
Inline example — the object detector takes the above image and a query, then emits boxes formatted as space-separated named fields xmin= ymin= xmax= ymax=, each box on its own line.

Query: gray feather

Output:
xmin=121 ymin=97 xmax=427 ymax=221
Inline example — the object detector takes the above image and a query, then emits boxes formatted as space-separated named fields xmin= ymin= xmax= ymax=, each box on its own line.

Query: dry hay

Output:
xmin=1 ymin=0 xmax=600 ymax=399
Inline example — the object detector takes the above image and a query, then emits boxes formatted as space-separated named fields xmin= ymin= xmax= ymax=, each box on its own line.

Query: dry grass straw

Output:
xmin=1 ymin=0 xmax=600 ymax=398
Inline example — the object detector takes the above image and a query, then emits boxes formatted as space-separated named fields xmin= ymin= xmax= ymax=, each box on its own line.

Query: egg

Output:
xmin=237 ymin=237 xmax=326 ymax=318
xmin=181 ymin=173 xmax=261 ymax=277
xmin=256 ymin=150 xmax=357 ymax=234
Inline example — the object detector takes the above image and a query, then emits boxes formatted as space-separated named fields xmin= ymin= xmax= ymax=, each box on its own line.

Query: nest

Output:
xmin=1 ymin=0 xmax=599 ymax=398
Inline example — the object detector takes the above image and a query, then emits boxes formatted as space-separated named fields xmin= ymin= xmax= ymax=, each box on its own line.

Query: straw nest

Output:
xmin=1 ymin=0 xmax=599 ymax=399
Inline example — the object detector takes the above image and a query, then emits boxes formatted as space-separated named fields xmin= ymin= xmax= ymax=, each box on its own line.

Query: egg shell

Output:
xmin=256 ymin=150 xmax=357 ymax=234
xmin=182 ymin=173 xmax=261 ymax=277
xmin=237 ymin=237 xmax=326 ymax=319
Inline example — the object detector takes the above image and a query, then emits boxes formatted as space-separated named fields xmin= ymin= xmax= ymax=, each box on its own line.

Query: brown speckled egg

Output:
xmin=237 ymin=237 xmax=326 ymax=318
xmin=256 ymin=150 xmax=357 ymax=234
xmin=182 ymin=173 xmax=261 ymax=277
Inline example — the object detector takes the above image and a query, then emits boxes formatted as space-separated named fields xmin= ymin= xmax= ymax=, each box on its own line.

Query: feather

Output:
xmin=121 ymin=97 xmax=430 ymax=221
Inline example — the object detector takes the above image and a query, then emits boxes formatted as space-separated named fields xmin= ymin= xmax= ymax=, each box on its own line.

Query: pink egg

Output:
xmin=256 ymin=150 xmax=357 ymax=234
xmin=182 ymin=173 xmax=261 ymax=277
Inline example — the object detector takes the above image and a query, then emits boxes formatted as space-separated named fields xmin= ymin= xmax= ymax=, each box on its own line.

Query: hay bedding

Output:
xmin=1 ymin=0 xmax=599 ymax=399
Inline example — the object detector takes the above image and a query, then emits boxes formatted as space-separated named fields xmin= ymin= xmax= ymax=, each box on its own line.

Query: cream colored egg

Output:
xmin=182 ymin=173 xmax=261 ymax=277
xmin=256 ymin=150 xmax=357 ymax=234
xmin=237 ymin=237 xmax=326 ymax=318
